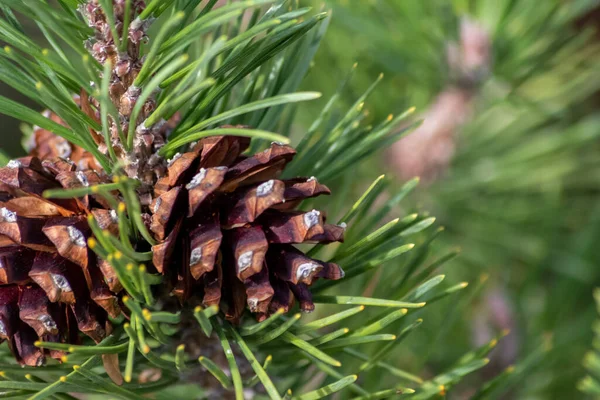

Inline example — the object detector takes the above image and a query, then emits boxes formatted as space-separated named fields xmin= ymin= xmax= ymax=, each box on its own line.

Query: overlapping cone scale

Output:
xmin=0 ymin=132 xmax=345 ymax=366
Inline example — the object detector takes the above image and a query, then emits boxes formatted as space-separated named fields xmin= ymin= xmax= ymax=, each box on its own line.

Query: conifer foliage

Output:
xmin=0 ymin=1 xmax=511 ymax=398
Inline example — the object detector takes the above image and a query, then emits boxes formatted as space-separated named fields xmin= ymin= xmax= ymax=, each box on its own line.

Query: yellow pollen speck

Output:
xmin=34 ymin=341 xmax=42 ymax=347
xmin=143 ymin=345 xmax=150 ymax=354
xmin=490 ymin=339 xmax=498 ymax=347
xmin=506 ymin=365 xmax=515 ymax=373
xmin=122 ymin=296 xmax=130 ymax=303
xmin=387 ymin=114 xmax=393 ymax=121
xmin=42 ymin=49 xmax=49 ymax=56
xmin=25 ymin=374 xmax=31 ymax=380
xmin=91 ymin=186 xmax=99 ymax=193
xmin=139 ymin=265 xmax=146 ymax=272
xmin=112 ymin=176 xmax=120 ymax=183
xmin=35 ymin=82 xmax=43 ymax=90
xmin=0 ymin=371 xmax=5 ymax=378
xmin=408 ymin=106 xmax=416 ymax=113
xmin=126 ymin=263 xmax=134 ymax=271
xmin=107 ymin=254 xmax=113 ymax=261
xmin=194 ymin=306 xmax=202 ymax=313
xmin=87 ymin=238 xmax=96 ymax=248
xmin=68 ymin=347 xmax=75 ymax=352
xmin=177 ymin=344 xmax=185 ymax=351
xmin=61 ymin=356 xmax=68 ymax=363
xmin=118 ymin=202 xmax=126 ymax=212
xmin=4 ymin=46 xmax=11 ymax=53
xmin=59 ymin=376 xmax=67 ymax=383
xmin=125 ymin=376 xmax=131 ymax=383
xmin=114 ymin=251 xmax=122 ymax=260
xmin=73 ymin=365 xmax=80 ymax=371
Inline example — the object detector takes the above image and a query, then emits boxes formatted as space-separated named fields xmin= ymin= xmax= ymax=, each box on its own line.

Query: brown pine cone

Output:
xmin=150 ymin=135 xmax=345 ymax=323
xmin=0 ymin=156 xmax=117 ymax=366
xmin=0 ymin=130 xmax=345 ymax=366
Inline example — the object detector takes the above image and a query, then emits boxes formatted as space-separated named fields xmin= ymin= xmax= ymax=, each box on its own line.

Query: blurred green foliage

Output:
xmin=298 ymin=0 xmax=600 ymax=398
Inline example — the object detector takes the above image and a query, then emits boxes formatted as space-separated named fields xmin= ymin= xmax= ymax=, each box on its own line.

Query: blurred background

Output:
xmin=295 ymin=0 xmax=600 ymax=398
xmin=3 ymin=0 xmax=600 ymax=398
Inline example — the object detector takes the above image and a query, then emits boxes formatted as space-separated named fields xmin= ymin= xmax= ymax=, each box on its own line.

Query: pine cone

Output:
xmin=0 ymin=156 xmax=117 ymax=366
xmin=150 ymin=135 xmax=345 ymax=322
xmin=0 ymin=127 xmax=345 ymax=366
xmin=0 ymin=0 xmax=345 ymax=368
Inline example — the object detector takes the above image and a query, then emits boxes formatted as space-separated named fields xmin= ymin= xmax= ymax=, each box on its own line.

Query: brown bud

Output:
xmin=306 ymin=223 xmax=345 ymax=244
xmin=150 ymin=186 xmax=183 ymax=241
xmin=223 ymin=179 xmax=285 ymax=228
xmin=0 ymin=210 xmax=54 ymax=251
xmin=13 ymin=322 xmax=45 ymax=366
xmin=259 ymin=210 xmax=325 ymax=244
xmin=186 ymin=167 xmax=227 ymax=217
xmin=98 ymin=258 xmax=122 ymax=293
xmin=268 ymin=276 xmax=293 ymax=315
xmin=90 ymin=284 xmax=121 ymax=319
xmin=164 ymin=152 xmax=199 ymax=188
xmin=288 ymin=282 xmax=315 ymax=313
xmin=152 ymin=218 xmax=182 ymax=274
xmin=221 ymin=142 xmax=296 ymax=191
xmin=19 ymin=286 xmax=60 ymax=336
xmin=70 ymin=297 xmax=108 ymax=343
xmin=42 ymin=216 xmax=89 ymax=268
xmin=91 ymin=208 xmax=120 ymax=235
xmin=0 ymin=161 xmax=59 ymax=196
xmin=202 ymin=260 xmax=222 ymax=307
xmin=267 ymin=246 xmax=324 ymax=286
xmin=283 ymin=177 xmax=331 ymax=201
xmin=41 ymin=158 xmax=76 ymax=175
xmin=28 ymin=253 xmax=85 ymax=304
xmin=195 ymin=135 xmax=251 ymax=168
xmin=316 ymin=262 xmax=345 ymax=281
xmin=228 ymin=226 xmax=268 ymax=281
xmin=3 ymin=196 xmax=72 ymax=217
xmin=222 ymin=262 xmax=247 ymax=324
xmin=243 ymin=265 xmax=274 ymax=314
xmin=189 ymin=215 xmax=222 ymax=280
